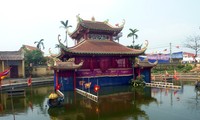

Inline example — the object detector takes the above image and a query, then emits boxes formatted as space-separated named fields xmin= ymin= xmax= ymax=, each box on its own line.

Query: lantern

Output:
xmin=94 ymin=85 xmax=100 ymax=93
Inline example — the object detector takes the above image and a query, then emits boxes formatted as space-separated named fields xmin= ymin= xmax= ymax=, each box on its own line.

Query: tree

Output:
xmin=127 ymin=28 xmax=139 ymax=48
xmin=60 ymin=20 xmax=72 ymax=47
xmin=184 ymin=35 xmax=200 ymax=62
xmin=34 ymin=39 xmax=45 ymax=50
xmin=24 ymin=49 xmax=47 ymax=76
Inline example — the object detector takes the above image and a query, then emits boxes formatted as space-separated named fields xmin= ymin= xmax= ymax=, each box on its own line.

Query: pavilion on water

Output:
xmin=49 ymin=15 xmax=156 ymax=91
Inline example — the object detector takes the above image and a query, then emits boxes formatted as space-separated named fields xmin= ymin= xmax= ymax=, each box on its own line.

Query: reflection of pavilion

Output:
xmin=48 ymin=86 xmax=157 ymax=120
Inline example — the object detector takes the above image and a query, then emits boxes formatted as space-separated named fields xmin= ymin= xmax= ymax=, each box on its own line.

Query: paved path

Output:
xmin=0 ymin=76 xmax=54 ymax=91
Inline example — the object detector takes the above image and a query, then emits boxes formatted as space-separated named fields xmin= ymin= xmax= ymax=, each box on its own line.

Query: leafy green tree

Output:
xmin=34 ymin=39 xmax=45 ymax=50
xmin=60 ymin=20 xmax=72 ymax=46
xmin=127 ymin=28 xmax=139 ymax=48
xmin=24 ymin=49 xmax=47 ymax=76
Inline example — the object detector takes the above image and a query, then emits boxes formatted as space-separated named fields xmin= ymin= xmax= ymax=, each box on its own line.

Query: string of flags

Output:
xmin=150 ymin=45 xmax=180 ymax=54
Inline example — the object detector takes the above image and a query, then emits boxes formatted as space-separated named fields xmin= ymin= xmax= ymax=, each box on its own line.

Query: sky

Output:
xmin=0 ymin=0 xmax=200 ymax=56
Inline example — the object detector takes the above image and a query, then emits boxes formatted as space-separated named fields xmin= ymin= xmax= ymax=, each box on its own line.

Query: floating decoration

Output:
xmin=94 ymin=85 xmax=100 ymax=93
xmin=85 ymin=82 xmax=91 ymax=89
xmin=48 ymin=92 xmax=58 ymax=99
xmin=79 ymin=80 xmax=85 ymax=86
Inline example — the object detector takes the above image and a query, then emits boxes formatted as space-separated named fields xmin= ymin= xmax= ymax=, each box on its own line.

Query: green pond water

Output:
xmin=0 ymin=81 xmax=200 ymax=120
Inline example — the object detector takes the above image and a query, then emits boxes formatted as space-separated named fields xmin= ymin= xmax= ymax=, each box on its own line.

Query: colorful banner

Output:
xmin=77 ymin=68 xmax=132 ymax=78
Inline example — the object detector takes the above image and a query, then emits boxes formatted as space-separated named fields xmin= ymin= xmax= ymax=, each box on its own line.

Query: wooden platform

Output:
xmin=75 ymin=88 xmax=98 ymax=102
xmin=146 ymin=82 xmax=181 ymax=89
xmin=7 ymin=89 xmax=26 ymax=97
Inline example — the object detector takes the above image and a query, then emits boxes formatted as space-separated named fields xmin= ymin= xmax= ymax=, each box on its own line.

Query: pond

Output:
xmin=0 ymin=81 xmax=200 ymax=120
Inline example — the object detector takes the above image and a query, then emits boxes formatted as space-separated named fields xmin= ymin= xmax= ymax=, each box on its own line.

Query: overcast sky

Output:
xmin=0 ymin=0 xmax=200 ymax=55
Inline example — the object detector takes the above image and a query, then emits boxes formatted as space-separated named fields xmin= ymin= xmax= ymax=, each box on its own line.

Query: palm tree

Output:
xmin=127 ymin=28 xmax=139 ymax=80
xmin=60 ymin=20 xmax=72 ymax=47
xmin=34 ymin=39 xmax=45 ymax=50
xmin=127 ymin=28 xmax=139 ymax=48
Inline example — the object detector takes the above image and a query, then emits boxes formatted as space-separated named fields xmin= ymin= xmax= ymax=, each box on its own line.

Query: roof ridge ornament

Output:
xmin=119 ymin=19 xmax=125 ymax=27
xmin=141 ymin=40 xmax=149 ymax=50
xmin=104 ymin=19 xmax=109 ymax=24
xmin=76 ymin=14 xmax=83 ymax=23
xmin=91 ymin=16 xmax=95 ymax=21
xmin=48 ymin=48 xmax=61 ymax=66
xmin=58 ymin=34 xmax=68 ymax=50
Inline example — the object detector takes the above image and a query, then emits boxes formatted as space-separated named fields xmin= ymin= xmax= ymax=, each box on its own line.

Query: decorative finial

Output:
xmin=91 ymin=16 xmax=95 ymax=21
xmin=119 ymin=19 xmax=125 ymax=27
xmin=58 ymin=34 xmax=61 ymax=42
xmin=142 ymin=40 xmax=149 ymax=50
xmin=104 ymin=19 xmax=109 ymax=24
xmin=76 ymin=14 xmax=83 ymax=23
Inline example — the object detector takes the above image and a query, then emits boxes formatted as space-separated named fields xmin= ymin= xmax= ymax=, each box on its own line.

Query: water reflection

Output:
xmin=0 ymin=82 xmax=200 ymax=120
xmin=47 ymin=86 xmax=157 ymax=120
xmin=0 ymin=86 xmax=53 ymax=120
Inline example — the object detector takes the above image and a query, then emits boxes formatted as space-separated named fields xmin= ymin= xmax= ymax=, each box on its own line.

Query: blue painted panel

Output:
xmin=59 ymin=77 xmax=73 ymax=91
xmin=76 ymin=76 xmax=132 ymax=90
xmin=54 ymin=73 xmax=74 ymax=91
xmin=141 ymin=69 xmax=151 ymax=83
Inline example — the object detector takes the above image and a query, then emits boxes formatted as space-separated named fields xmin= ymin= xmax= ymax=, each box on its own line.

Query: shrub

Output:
xmin=130 ymin=75 xmax=146 ymax=87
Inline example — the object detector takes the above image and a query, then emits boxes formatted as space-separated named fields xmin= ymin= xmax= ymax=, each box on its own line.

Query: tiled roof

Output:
xmin=70 ymin=20 xmax=123 ymax=39
xmin=135 ymin=58 xmax=157 ymax=68
xmin=0 ymin=51 xmax=24 ymax=60
xmin=64 ymin=40 xmax=145 ymax=55
xmin=80 ymin=20 xmax=123 ymax=32
xmin=52 ymin=61 xmax=83 ymax=70
xmin=22 ymin=45 xmax=38 ymax=51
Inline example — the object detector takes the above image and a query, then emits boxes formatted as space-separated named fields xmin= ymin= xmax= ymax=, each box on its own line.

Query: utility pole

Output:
xmin=170 ymin=43 xmax=172 ymax=63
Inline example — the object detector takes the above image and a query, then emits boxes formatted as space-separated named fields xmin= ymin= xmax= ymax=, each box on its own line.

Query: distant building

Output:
xmin=0 ymin=51 xmax=25 ymax=78
xmin=144 ymin=51 xmax=199 ymax=64
xmin=19 ymin=44 xmax=44 ymax=54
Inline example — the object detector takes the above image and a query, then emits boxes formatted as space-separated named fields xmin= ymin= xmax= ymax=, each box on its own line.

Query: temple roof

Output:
xmin=70 ymin=15 xmax=124 ymax=39
xmin=135 ymin=58 xmax=157 ymax=68
xmin=0 ymin=51 xmax=24 ymax=60
xmin=79 ymin=20 xmax=123 ymax=32
xmin=48 ymin=58 xmax=84 ymax=70
xmin=60 ymin=40 xmax=147 ymax=56
xmin=51 ymin=60 xmax=83 ymax=70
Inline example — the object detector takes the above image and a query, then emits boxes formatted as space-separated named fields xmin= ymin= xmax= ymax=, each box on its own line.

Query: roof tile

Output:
xmin=67 ymin=40 xmax=144 ymax=55
xmin=0 ymin=51 xmax=23 ymax=60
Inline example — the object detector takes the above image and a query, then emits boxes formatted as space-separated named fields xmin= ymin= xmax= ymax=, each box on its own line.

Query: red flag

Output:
xmin=0 ymin=68 xmax=11 ymax=78
xmin=173 ymin=70 xmax=179 ymax=80
xmin=174 ymin=90 xmax=178 ymax=96
xmin=27 ymin=76 xmax=32 ymax=86
xmin=165 ymin=70 xmax=169 ymax=77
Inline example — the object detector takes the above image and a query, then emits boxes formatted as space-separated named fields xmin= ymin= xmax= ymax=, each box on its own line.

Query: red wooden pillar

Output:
xmin=56 ymin=70 xmax=59 ymax=87
xmin=73 ymin=70 xmax=76 ymax=91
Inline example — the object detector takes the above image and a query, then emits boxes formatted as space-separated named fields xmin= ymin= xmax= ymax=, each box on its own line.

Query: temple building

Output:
xmin=50 ymin=15 xmax=155 ymax=91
